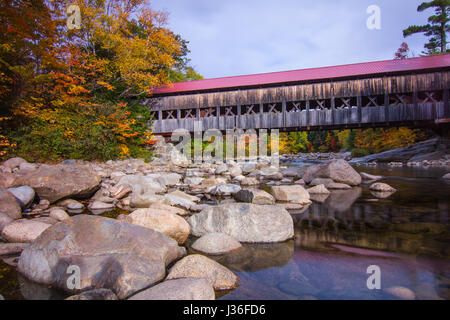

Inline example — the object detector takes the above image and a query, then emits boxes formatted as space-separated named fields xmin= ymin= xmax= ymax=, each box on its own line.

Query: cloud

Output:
xmin=150 ymin=0 xmax=431 ymax=78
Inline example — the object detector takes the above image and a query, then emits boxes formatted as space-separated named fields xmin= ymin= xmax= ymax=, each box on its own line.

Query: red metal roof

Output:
xmin=152 ymin=54 xmax=450 ymax=95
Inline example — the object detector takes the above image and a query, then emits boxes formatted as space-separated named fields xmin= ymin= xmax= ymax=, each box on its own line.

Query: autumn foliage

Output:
xmin=0 ymin=0 xmax=185 ymax=161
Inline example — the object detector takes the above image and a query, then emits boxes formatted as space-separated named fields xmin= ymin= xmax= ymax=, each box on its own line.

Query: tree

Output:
xmin=403 ymin=0 xmax=450 ymax=55
xmin=394 ymin=42 xmax=411 ymax=59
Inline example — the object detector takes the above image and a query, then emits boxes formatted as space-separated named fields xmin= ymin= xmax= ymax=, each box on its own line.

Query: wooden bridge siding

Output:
xmin=149 ymin=71 xmax=450 ymax=133
xmin=152 ymin=103 xmax=447 ymax=133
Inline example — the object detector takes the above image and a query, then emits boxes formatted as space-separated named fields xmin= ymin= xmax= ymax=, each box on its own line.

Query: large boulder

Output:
xmin=304 ymin=160 xmax=361 ymax=186
xmin=192 ymin=233 xmax=242 ymax=255
xmin=270 ymin=185 xmax=311 ymax=205
xmin=2 ymin=157 xmax=27 ymax=170
xmin=128 ymin=278 xmax=215 ymax=300
xmin=0 ymin=188 xmax=22 ymax=219
xmin=210 ymin=184 xmax=241 ymax=196
xmin=119 ymin=208 xmax=190 ymax=244
xmin=0 ymin=171 xmax=16 ymax=188
xmin=116 ymin=174 xmax=165 ymax=194
xmin=188 ymin=203 xmax=294 ymax=243
xmin=0 ymin=212 xmax=14 ymax=233
xmin=166 ymin=254 xmax=240 ymax=290
xmin=17 ymin=215 xmax=185 ymax=299
xmin=234 ymin=188 xmax=275 ymax=205
xmin=12 ymin=165 xmax=101 ymax=203
xmin=1 ymin=219 xmax=51 ymax=243
xmin=7 ymin=186 xmax=35 ymax=209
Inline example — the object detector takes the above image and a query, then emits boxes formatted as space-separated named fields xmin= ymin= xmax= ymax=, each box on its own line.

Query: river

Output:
xmin=1 ymin=163 xmax=449 ymax=300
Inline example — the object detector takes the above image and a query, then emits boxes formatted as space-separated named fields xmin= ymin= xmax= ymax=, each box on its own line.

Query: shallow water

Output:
xmin=1 ymin=164 xmax=449 ymax=300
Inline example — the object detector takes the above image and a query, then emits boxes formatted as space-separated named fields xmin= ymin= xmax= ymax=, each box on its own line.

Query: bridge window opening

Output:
xmin=220 ymin=105 xmax=237 ymax=117
xmin=388 ymin=93 xmax=413 ymax=106
xmin=362 ymin=95 xmax=383 ymax=107
xmin=242 ymin=104 xmax=258 ymax=115
xmin=162 ymin=110 xmax=176 ymax=120
xmin=418 ymin=91 xmax=442 ymax=103
xmin=336 ymin=97 xmax=357 ymax=109
xmin=263 ymin=103 xmax=282 ymax=114
xmin=149 ymin=111 xmax=157 ymax=120
xmin=286 ymin=101 xmax=306 ymax=112
xmin=311 ymin=99 xmax=331 ymax=110
xmin=200 ymin=107 xmax=216 ymax=118
xmin=182 ymin=109 xmax=196 ymax=119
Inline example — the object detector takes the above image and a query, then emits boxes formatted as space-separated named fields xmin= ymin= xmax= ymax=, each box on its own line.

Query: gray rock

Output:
xmin=210 ymin=184 xmax=241 ymax=196
xmin=12 ymin=165 xmax=101 ymax=203
xmin=2 ymin=157 xmax=27 ymax=170
xmin=326 ymin=182 xmax=352 ymax=189
xmin=0 ymin=212 xmax=13 ymax=233
xmin=164 ymin=190 xmax=200 ymax=210
xmin=234 ymin=188 xmax=275 ymax=205
xmin=128 ymin=278 xmax=214 ymax=300
xmin=119 ymin=208 xmax=190 ymax=245
xmin=304 ymin=159 xmax=361 ymax=186
xmin=307 ymin=184 xmax=330 ymax=194
xmin=192 ymin=233 xmax=242 ymax=255
xmin=166 ymin=254 xmax=240 ymax=290
xmin=241 ymin=177 xmax=259 ymax=186
xmin=49 ymin=208 xmax=70 ymax=221
xmin=66 ymin=289 xmax=118 ymax=300
xmin=442 ymin=173 xmax=450 ymax=180
xmin=215 ymin=163 xmax=229 ymax=175
xmin=88 ymin=200 xmax=115 ymax=211
xmin=18 ymin=162 xmax=38 ymax=172
xmin=385 ymin=286 xmax=415 ymax=300
xmin=309 ymin=178 xmax=334 ymax=187
xmin=1 ymin=219 xmax=51 ymax=243
xmin=0 ymin=171 xmax=16 ymax=188
xmin=116 ymin=174 xmax=165 ymax=195
xmin=7 ymin=186 xmax=35 ymax=209
xmin=184 ymin=177 xmax=204 ymax=186
xmin=0 ymin=242 xmax=29 ymax=255
xmin=360 ymin=172 xmax=383 ymax=181
xmin=188 ymin=203 xmax=294 ymax=243
xmin=130 ymin=193 xmax=166 ymax=208
xmin=369 ymin=183 xmax=396 ymax=192
xmin=109 ymin=185 xmax=131 ymax=199
xmin=0 ymin=188 xmax=22 ymax=219
xmin=17 ymin=215 xmax=185 ymax=299
xmin=241 ymin=162 xmax=256 ymax=174
xmin=270 ymin=185 xmax=311 ymax=205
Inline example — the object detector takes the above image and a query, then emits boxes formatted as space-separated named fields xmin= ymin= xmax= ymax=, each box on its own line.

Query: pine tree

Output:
xmin=403 ymin=0 xmax=450 ymax=55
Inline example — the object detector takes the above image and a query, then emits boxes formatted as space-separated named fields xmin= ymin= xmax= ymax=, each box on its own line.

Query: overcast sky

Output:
xmin=150 ymin=0 xmax=430 ymax=79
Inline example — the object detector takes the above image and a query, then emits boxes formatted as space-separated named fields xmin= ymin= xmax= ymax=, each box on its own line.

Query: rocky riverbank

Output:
xmin=0 ymin=138 xmax=449 ymax=300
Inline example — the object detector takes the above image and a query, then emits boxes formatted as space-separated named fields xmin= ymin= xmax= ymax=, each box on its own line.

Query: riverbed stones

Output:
xmin=166 ymin=254 xmax=240 ymax=290
xmin=119 ymin=208 xmax=190 ymax=244
xmin=1 ymin=219 xmax=51 ymax=243
xmin=109 ymin=185 xmax=131 ymax=199
xmin=0 ymin=212 xmax=13 ymax=233
xmin=49 ymin=208 xmax=70 ymax=221
xmin=164 ymin=190 xmax=200 ymax=210
xmin=306 ymin=184 xmax=330 ymax=194
xmin=326 ymin=182 xmax=352 ymax=189
xmin=215 ymin=163 xmax=228 ymax=175
xmin=184 ymin=177 xmax=204 ymax=187
xmin=12 ymin=165 xmax=101 ymax=203
xmin=17 ymin=215 xmax=186 ymax=299
xmin=385 ymin=286 xmax=416 ymax=300
xmin=369 ymin=183 xmax=396 ymax=192
xmin=2 ymin=157 xmax=27 ymax=170
xmin=0 ymin=171 xmax=16 ymax=188
xmin=0 ymin=242 xmax=29 ymax=255
xmin=306 ymin=159 xmax=362 ymax=186
xmin=148 ymin=202 xmax=188 ymax=216
xmin=128 ymin=278 xmax=215 ymax=300
xmin=269 ymin=185 xmax=311 ymax=205
xmin=130 ymin=193 xmax=166 ymax=208
xmin=241 ymin=177 xmax=259 ymax=186
xmin=191 ymin=233 xmax=242 ymax=255
xmin=66 ymin=289 xmax=118 ymax=300
xmin=210 ymin=184 xmax=241 ymax=196
xmin=234 ymin=188 xmax=275 ymax=205
xmin=7 ymin=186 xmax=35 ymax=209
xmin=188 ymin=203 xmax=294 ymax=243
xmin=116 ymin=174 xmax=165 ymax=194
xmin=360 ymin=172 xmax=383 ymax=181
xmin=0 ymin=188 xmax=22 ymax=219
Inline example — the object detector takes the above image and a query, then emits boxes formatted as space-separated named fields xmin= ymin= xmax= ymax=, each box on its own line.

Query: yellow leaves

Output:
xmin=97 ymin=80 xmax=115 ymax=91
xmin=119 ymin=144 xmax=130 ymax=158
